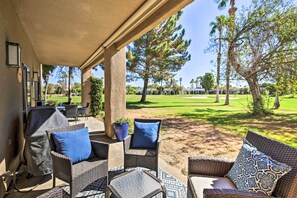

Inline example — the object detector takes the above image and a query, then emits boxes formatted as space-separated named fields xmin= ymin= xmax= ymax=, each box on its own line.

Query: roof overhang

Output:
xmin=11 ymin=0 xmax=194 ymax=69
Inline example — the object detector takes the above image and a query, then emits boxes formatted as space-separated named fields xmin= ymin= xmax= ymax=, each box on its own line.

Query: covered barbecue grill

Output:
xmin=24 ymin=107 xmax=68 ymax=176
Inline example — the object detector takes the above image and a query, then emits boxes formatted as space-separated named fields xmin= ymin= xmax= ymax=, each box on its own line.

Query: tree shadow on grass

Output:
xmin=172 ymin=101 xmax=217 ymax=104
xmin=126 ymin=101 xmax=217 ymax=109
xmin=126 ymin=101 xmax=156 ymax=109
xmin=179 ymin=109 xmax=297 ymax=147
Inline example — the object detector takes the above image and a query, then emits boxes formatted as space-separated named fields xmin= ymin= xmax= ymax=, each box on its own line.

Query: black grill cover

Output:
xmin=24 ymin=107 xmax=68 ymax=176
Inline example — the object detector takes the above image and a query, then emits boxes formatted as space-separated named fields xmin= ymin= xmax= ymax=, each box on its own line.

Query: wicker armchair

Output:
xmin=187 ymin=130 xmax=297 ymax=198
xmin=64 ymin=105 xmax=78 ymax=121
xmin=46 ymin=124 xmax=109 ymax=197
xmin=123 ymin=118 xmax=162 ymax=177
xmin=78 ymin=102 xmax=89 ymax=120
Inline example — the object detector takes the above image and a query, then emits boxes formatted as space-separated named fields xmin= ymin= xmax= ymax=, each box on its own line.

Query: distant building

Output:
xmin=184 ymin=87 xmax=205 ymax=94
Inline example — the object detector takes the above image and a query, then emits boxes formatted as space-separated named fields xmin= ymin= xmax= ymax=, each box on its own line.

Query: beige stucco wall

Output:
xmin=0 ymin=1 xmax=40 ymax=196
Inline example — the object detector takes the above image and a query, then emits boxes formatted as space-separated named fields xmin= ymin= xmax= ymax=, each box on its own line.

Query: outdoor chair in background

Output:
xmin=123 ymin=118 xmax=162 ymax=177
xmin=187 ymin=130 xmax=297 ymax=198
xmin=65 ymin=105 xmax=78 ymax=121
xmin=61 ymin=102 xmax=71 ymax=106
xmin=78 ymin=102 xmax=90 ymax=120
xmin=46 ymin=124 xmax=109 ymax=197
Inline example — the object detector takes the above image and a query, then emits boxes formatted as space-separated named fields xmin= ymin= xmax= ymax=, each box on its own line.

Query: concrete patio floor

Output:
xmin=5 ymin=117 xmax=186 ymax=198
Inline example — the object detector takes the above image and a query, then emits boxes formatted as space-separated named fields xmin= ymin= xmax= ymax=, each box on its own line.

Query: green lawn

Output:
xmin=126 ymin=94 xmax=297 ymax=148
xmin=47 ymin=95 xmax=82 ymax=105
xmin=47 ymin=94 xmax=297 ymax=147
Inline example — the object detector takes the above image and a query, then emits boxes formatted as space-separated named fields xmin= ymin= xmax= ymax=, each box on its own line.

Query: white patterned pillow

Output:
xmin=226 ymin=139 xmax=292 ymax=195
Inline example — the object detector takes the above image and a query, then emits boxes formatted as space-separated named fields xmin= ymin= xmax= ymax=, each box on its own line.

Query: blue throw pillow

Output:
xmin=226 ymin=139 xmax=292 ymax=195
xmin=52 ymin=127 xmax=94 ymax=164
xmin=131 ymin=121 xmax=160 ymax=149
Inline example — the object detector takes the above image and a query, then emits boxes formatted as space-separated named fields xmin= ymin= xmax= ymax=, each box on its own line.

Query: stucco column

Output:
xmin=39 ymin=64 xmax=43 ymax=101
xmin=104 ymin=44 xmax=126 ymax=138
xmin=81 ymin=68 xmax=92 ymax=107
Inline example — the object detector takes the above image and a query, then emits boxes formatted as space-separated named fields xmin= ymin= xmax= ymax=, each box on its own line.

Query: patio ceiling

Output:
xmin=11 ymin=0 xmax=193 ymax=68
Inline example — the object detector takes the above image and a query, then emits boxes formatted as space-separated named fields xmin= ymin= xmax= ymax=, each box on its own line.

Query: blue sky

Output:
xmin=50 ymin=0 xmax=252 ymax=87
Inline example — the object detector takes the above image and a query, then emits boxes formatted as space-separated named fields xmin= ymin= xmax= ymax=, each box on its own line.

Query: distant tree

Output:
xmin=167 ymin=78 xmax=180 ymax=94
xmin=55 ymin=66 xmax=80 ymax=103
xmin=201 ymin=73 xmax=215 ymax=94
xmin=57 ymin=70 xmax=68 ymax=93
xmin=72 ymin=83 xmax=81 ymax=95
xmin=179 ymin=77 xmax=183 ymax=94
xmin=190 ymin=79 xmax=195 ymax=89
xmin=210 ymin=15 xmax=229 ymax=103
xmin=47 ymin=83 xmax=56 ymax=94
xmin=261 ymin=83 xmax=276 ymax=96
xmin=126 ymin=85 xmax=137 ymax=95
xmin=127 ymin=11 xmax=191 ymax=102
xmin=42 ymin=65 xmax=56 ymax=101
xmin=55 ymin=84 xmax=62 ymax=94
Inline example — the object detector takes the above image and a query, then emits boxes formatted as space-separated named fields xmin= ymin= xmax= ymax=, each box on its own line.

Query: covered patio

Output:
xmin=0 ymin=0 xmax=193 ymax=197
xmin=5 ymin=117 xmax=187 ymax=197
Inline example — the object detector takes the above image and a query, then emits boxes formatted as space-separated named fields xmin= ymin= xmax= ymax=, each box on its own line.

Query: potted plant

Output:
xmin=113 ymin=117 xmax=131 ymax=141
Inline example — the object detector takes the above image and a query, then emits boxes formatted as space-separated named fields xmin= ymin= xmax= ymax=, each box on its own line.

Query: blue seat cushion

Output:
xmin=52 ymin=127 xmax=94 ymax=164
xmin=131 ymin=121 xmax=160 ymax=149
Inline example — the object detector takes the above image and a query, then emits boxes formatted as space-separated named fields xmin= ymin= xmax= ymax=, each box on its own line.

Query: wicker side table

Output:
xmin=106 ymin=170 xmax=166 ymax=198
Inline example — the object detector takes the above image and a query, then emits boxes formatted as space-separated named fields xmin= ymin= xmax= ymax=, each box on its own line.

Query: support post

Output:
xmin=104 ymin=44 xmax=126 ymax=138
xmin=81 ymin=68 xmax=92 ymax=107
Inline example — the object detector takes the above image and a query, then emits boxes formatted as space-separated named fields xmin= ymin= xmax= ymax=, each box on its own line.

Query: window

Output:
xmin=22 ymin=64 xmax=30 ymax=115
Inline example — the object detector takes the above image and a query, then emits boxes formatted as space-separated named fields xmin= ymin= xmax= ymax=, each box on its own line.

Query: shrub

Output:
xmin=90 ymin=77 xmax=103 ymax=116
xmin=47 ymin=100 xmax=58 ymax=106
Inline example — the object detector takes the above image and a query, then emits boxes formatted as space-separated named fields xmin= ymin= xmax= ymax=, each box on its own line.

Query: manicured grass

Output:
xmin=47 ymin=95 xmax=82 ymax=105
xmin=126 ymin=94 xmax=297 ymax=148
xmin=47 ymin=94 xmax=297 ymax=147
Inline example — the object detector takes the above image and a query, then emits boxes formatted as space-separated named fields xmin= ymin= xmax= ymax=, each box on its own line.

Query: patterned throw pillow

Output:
xmin=226 ymin=139 xmax=292 ymax=195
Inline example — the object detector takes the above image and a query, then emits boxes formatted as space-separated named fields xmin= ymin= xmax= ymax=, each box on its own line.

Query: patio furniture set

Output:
xmin=42 ymin=118 xmax=164 ymax=198
xmin=57 ymin=102 xmax=90 ymax=121
xmin=39 ymin=118 xmax=296 ymax=198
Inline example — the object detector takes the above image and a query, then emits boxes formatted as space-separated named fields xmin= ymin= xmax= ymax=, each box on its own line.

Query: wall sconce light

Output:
xmin=6 ymin=42 xmax=21 ymax=67
xmin=33 ymin=72 xmax=38 ymax=82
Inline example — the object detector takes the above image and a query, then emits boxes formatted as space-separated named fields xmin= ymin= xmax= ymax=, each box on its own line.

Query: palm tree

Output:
xmin=210 ymin=15 xmax=228 ymax=103
xmin=42 ymin=65 xmax=56 ymax=102
xmin=190 ymin=79 xmax=195 ymax=90
xmin=215 ymin=0 xmax=237 ymax=105
xmin=56 ymin=66 xmax=79 ymax=103
xmin=179 ymin=77 xmax=182 ymax=94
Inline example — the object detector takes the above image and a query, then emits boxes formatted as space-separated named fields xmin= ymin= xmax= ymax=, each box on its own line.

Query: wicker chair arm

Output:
xmin=203 ymin=189 xmax=273 ymax=198
xmin=91 ymin=140 xmax=109 ymax=159
xmin=188 ymin=156 xmax=234 ymax=177
xmin=51 ymin=151 xmax=72 ymax=178
xmin=123 ymin=135 xmax=132 ymax=153
xmin=156 ymin=135 xmax=162 ymax=153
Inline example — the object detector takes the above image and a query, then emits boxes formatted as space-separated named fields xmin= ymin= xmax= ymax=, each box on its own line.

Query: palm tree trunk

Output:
xmin=68 ymin=67 xmax=72 ymax=103
xmin=44 ymin=80 xmax=48 ymax=102
xmin=225 ymin=61 xmax=230 ymax=105
xmin=216 ymin=28 xmax=222 ymax=103
xmin=225 ymin=6 xmax=237 ymax=105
